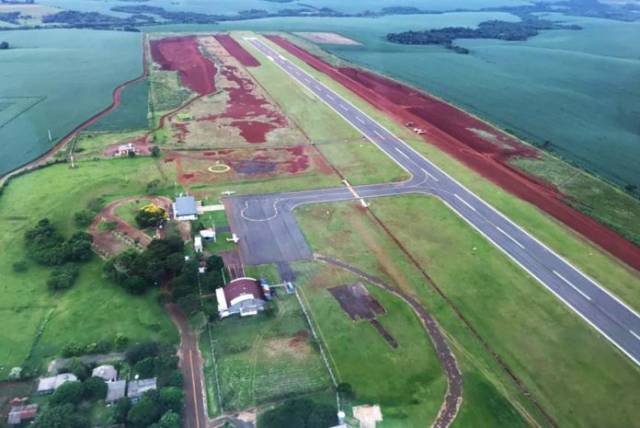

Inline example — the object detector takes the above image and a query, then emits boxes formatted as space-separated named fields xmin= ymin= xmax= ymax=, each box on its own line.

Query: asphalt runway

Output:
xmin=225 ymin=37 xmax=640 ymax=366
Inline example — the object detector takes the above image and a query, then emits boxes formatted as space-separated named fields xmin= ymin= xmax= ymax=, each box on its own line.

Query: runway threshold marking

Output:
xmin=454 ymin=193 xmax=477 ymax=212
xmin=630 ymin=330 xmax=640 ymax=342
xmin=495 ymin=226 xmax=525 ymax=249
xmin=553 ymin=270 xmax=592 ymax=301
xmin=422 ymin=168 xmax=439 ymax=182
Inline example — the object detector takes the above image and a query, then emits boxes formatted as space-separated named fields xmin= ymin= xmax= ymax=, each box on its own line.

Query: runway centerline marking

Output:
xmin=496 ymin=226 xmax=525 ymax=249
xmin=394 ymin=147 xmax=411 ymax=160
xmin=553 ymin=270 xmax=592 ymax=301
xmin=630 ymin=330 xmax=640 ymax=342
xmin=422 ymin=168 xmax=439 ymax=182
xmin=454 ymin=193 xmax=477 ymax=212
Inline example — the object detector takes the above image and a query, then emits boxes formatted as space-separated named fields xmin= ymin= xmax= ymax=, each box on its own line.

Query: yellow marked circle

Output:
xmin=208 ymin=162 xmax=231 ymax=174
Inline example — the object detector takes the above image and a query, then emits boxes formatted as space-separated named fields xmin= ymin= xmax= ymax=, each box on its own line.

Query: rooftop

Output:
xmin=92 ymin=364 xmax=117 ymax=381
xmin=174 ymin=196 xmax=197 ymax=217
xmin=37 ymin=373 xmax=78 ymax=392
xmin=223 ymin=277 xmax=264 ymax=304
xmin=106 ymin=380 xmax=127 ymax=403
xmin=128 ymin=378 xmax=157 ymax=398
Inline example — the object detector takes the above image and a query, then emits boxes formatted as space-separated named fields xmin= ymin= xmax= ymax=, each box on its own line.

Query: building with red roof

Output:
xmin=216 ymin=277 xmax=269 ymax=318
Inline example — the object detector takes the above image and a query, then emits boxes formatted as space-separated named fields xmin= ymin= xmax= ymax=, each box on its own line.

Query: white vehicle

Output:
xmin=221 ymin=190 xmax=236 ymax=196
xmin=226 ymin=233 xmax=240 ymax=244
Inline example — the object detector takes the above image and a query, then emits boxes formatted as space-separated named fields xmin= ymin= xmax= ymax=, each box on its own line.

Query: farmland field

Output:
xmin=205 ymin=293 xmax=331 ymax=412
xmin=0 ymin=29 xmax=144 ymax=176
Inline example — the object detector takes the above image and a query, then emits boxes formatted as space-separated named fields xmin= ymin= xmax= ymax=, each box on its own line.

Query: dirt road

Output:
xmin=165 ymin=303 xmax=208 ymax=428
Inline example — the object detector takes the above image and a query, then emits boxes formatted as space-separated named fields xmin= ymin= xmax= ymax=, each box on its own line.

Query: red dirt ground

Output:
xmin=267 ymin=35 xmax=640 ymax=271
xmin=197 ymin=64 xmax=288 ymax=143
xmin=150 ymin=36 xmax=217 ymax=96
xmin=214 ymin=34 xmax=261 ymax=67
xmin=165 ymin=144 xmax=331 ymax=187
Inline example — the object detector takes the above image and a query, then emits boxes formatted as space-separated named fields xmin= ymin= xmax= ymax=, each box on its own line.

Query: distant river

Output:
xmin=0 ymin=29 xmax=142 ymax=176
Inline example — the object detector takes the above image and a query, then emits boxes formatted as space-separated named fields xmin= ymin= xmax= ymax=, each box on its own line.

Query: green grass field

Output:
xmin=252 ymin=33 xmax=640 ymax=312
xmin=295 ymin=198 xmax=640 ymax=427
xmin=293 ymin=261 xmax=448 ymax=427
xmin=205 ymin=294 xmax=331 ymax=412
xmin=74 ymin=130 xmax=146 ymax=158
xmin=0 ymin=158 xmax=178 ymax=379
xmin=114 ymin=197 xmax=153 ymax=226
xmin=511 ymin=153 xmax=640 ymax=246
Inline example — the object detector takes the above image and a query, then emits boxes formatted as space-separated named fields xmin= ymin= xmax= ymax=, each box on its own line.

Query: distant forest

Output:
xmin=387 ymin=17 xmax=581 ymax=54
xmin=4 ymin=0 xmax=640 ymax=31
xmin=386 ymin=0 xmax=639 ymax=53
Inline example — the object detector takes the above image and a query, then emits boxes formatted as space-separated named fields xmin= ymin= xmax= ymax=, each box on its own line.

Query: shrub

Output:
xmin=50 ymin=381 xmax=84 ymax=406
xmin=73 ymin=210 xmax=95 ymax=227
xmin=126 ymin=341 xmax=160 ymax=365
xmin=47 ymin=263 xmax=80 ymax=291
xmin=82 ymin=377 xmax=107 ymax=401
xmin=135 ymin=204 xmax=168 ymax=228
xmin=12 ymin=260 xmax=28 ymax=273
xmin=62 ymin=342 xmax=84 ymax=358
xmin=115 ymin=334 xmax=130 ymax=351
xmin=150 ymin=146 xmax=161 ymax=158
xmin=68 ymin=359 xmax=90 ymax=381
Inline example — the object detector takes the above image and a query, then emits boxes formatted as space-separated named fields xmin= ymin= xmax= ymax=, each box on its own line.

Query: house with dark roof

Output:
xmin=216 ymin=277 xmax=270 ymax=318
xmin=127 ymin=378 xmax=157 ymax=402
xmin=172 ymin=196 xmax=198 ymax=221
xmin=106 ymin=380 xmax=127 ymax=403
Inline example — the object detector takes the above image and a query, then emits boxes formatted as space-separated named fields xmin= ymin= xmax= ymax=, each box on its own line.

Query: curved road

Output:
xmin=226 ymin=37 xmax=640 ymax=367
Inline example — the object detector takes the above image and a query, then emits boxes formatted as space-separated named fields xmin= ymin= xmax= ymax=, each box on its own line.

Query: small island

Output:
xmin=387 ymin=16 xmax=581 ymax=53
xmin=0 ymin=41 xmax=10 ymax=49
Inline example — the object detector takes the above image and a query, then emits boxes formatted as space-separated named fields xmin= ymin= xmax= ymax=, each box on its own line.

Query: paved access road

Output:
xmin=226 ymin=37 xmax=640 ymax=366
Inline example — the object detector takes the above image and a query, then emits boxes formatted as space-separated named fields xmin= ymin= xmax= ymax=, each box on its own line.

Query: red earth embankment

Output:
xmin=215 ymin=34 xmax=261 ymax=67
xmin=150 ymin=36 xmax=217 ymax=95
xmin=266 ymin=35 xmax=640 ymax=271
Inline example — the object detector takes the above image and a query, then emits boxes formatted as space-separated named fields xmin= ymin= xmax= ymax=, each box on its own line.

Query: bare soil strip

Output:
xmin=315 ymin=254 xmax=463 ymax=428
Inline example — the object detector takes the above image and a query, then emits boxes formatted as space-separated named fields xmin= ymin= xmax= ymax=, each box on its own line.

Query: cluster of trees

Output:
xmin=62 ymin=333 xmax=129 ymax=358
xmin=136 ymin=203 xmax=168 ymax=228
xmin=386 ymin=17 xmax=580 ymax=53
xmin=170 ymin=255 xmax=224 ymax=321
xmin=103 ymin=236 xmax=184 ymax=294
xmin=73 ymin=196 xmax=105 ymax=227
xmin=24 ymin=219 xmax=93 ymax=290
xmin=260 ymin=398 xmax=337 ymax=428
xmin=115 ymin=341 xmax=184 ymax=428
xmin=32 ymin=377 xmax=108 ymax=428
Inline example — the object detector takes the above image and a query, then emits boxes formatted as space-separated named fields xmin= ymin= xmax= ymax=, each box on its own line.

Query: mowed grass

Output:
xmin=207 ymin=294 xmax=331 ymax=411
xmin=75 ymin=130 xmax=146 ymax=158
xmin=254 ymin=33 xmax=640 ymax=312
xmin=114 ymin=197 xmax=153 ymax=226
xmin=295 ymin=198 xmax=640 ymax=427
xmin=235 ymin=34 xmax=408 ymax=186
xmin=293 ymin=261 xmax=447 ymax=427
xmin=0 ymin=158 xmax=178 ymax=378
xmin=511 ymin=153 xmax=640 ymax=246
